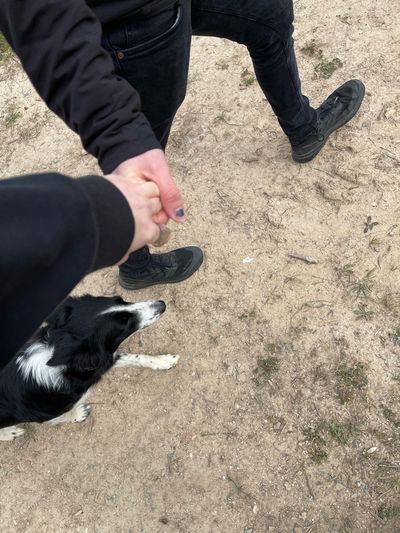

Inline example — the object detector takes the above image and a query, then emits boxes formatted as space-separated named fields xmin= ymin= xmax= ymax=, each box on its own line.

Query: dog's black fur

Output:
xmin=0 ymin=295 xmax=167 ymax=435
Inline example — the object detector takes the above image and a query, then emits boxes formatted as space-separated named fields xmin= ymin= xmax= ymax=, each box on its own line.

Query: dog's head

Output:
xmin=41 ymin=295 xmax=166 ymax=366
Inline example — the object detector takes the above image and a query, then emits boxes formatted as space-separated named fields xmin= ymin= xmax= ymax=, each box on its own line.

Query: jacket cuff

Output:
xmin=97 ymin=114 xmax=162 ymax=174
xmin=77 ymin=176 xmax=134 ymax=270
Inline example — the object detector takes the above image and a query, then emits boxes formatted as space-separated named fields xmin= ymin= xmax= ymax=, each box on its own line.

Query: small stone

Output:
xmin=366 ymin=446 xmax=377 ymax=454
xmin=152 ymin=226 xmax=171 ymax=248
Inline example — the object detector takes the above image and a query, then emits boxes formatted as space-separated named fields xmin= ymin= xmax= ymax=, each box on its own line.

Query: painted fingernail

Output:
xmin=175 ymin=208 xmax=185 ymax=218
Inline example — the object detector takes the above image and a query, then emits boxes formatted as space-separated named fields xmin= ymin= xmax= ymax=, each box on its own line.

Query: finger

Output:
xmin=148 ymin=222 xmax=162 ymax=244
xmin=143 ymin=172 xmax=185 ymax=222
xmin=152 ymin=210 xmax=169 ymax=225
xmin=139 ymin=181 xmax=160 ymax=198
xmin=152 ymin=225 xmax=171 ymax=247
xmin=160 ymin=183 xmax=185 ymax=222
xmin=148 ymin=197 xmax=162 ymax=215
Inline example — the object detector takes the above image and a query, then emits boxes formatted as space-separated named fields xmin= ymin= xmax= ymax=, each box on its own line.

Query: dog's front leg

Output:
xmin=47 ymin=392 xmax=91 ymax=425
xmin=114 ymin=353 xmax=179 ymax=370
xmin=0 ymin=426 xmax=25 ymax=441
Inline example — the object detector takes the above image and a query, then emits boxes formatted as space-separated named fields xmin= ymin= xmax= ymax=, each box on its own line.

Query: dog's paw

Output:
xmin=73 ymin=404 xmax=91 ymax=423
xmin=153 ymin=354 xmax=180 ymax=370
xmin=0 ymin=426 xmax=25 ymax=442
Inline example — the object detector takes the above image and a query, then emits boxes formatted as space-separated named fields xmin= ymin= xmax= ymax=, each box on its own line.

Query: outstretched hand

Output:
xmin=112 ymin=148 xmax=185 ymax=226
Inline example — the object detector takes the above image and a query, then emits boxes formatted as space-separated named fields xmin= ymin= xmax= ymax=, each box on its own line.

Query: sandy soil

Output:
xmin=0 ymin=0 xmax=399 ymax=531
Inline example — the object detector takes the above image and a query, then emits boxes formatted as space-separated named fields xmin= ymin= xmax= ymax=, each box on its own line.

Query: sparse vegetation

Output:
xmin=4 ymin=105 xmax=21 ymax=129
xmin=338 ymin=516 xmax=354 ymax=533
xmin=388 ymin=327 xmax=400 ymax=345
xmin=336 ymin=263 xmax=355 ymax=284
xmin=351 ymin=269 xmax=375 ymax=298
xmin=0 ymin=33 xmax=12 ymax=62
xmin=301 ymin=41 xmax=323 ymax=59
xmin=253 ymin=355 xmax=279 ymax=386
xmin=239 ymin=307 xmax=256 ymax=320
xmin=368 ymin=236 xmax=382 ymax=251
xmin=363 ymin=215 xmax=379 ymax=234
xmin=216 ymin=60 xmax=229 ymax=70
xmin=327 ymin=419 xmax=355 ymax=444
xmin=354 ymin=303 xmax=375 ymax=320
xmin=381 ymin=405 xmax=400 ymax=428
xmin=315 ymin=57 xmax=343 ymax=78
xmin=240 ymin=68 xmax=255 ymax=87
xmin=336 ymin=264 xmax=376 ymax=300
xmin=313 ymin=365 xmax=328 ymax=383
xmin=303 ymin=427 xmax=328 ymax=463
xmin=377 ymin=503 xmax=400 ymax=523
xmin=335 ymin=361 xmax=368 ymax=403
xmin=0 ymin=11 xmax=399 ymax=531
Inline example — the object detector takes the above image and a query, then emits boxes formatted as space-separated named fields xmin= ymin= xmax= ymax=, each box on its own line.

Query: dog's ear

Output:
xmin=48 ymin=338 xmax=105 ymax=372
xmin=47 ymin=301 xmax=73 ymax=329
xmin=46 ymin=332 xmax=80 ymax=366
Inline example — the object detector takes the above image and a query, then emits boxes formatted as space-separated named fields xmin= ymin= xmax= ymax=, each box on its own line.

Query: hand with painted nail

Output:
xmin=104 ymin=173 xmax=163 ymax=263
xmin=112 ymin=149 xmax=185 ymax=225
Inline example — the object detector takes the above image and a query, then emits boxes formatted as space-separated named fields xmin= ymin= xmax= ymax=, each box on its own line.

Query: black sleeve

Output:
xmin=0 ymin=173 xmax=134 ymax=368
xmin=0 ymin=0 xmax=161 ymax=173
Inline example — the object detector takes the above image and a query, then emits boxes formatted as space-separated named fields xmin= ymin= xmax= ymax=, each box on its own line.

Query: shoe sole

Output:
xmin=292 ymin=81 xmax=365 ymax=163
xmin=118 ymin=249 xmax=204 ymax=290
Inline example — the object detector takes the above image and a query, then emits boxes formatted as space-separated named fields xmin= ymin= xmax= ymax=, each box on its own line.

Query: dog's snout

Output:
xmin=153 ymin=300 xmax=166 ymax=314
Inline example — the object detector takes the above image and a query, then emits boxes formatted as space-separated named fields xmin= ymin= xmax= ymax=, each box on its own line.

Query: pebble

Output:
xmin=366 ymin=446 xmax=377 ymax=454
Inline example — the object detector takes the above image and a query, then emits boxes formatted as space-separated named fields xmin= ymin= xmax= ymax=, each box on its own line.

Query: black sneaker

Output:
xmin=291 ymin=79 xmax=365 ymax=163
xmin=118 ymin=246 xmax=204 ymax=290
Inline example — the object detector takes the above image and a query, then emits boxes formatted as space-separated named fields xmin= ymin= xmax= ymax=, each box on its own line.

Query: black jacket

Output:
xmin=0 ymin=0 xmax=176 ymax=173
xmin=0 ymin=173 xmax=134 ymax=369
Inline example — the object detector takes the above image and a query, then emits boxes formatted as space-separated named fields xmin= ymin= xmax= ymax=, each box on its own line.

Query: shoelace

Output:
xmin=150 ymin=253 xmax=176 ymax=270
xmin=318 ymin=95 xmax=339 ymax=121
xmin=121 ymin=253 xmax=174 ymax=276
xmin=311 ymin=95 xmax=340 ymax=137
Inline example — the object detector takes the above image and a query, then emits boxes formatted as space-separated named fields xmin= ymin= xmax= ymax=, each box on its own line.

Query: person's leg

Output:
xmin=191 ymin=0 xmax=364 ymax=161
xmin=102 ymin=2 xmax=203 ymax=289
xmin=192 ymin=0 xmax=315 ymax=140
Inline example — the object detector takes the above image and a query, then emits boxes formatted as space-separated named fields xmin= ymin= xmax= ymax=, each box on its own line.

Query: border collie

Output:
xmin=0 ymin=295 xmax=178 ymax=441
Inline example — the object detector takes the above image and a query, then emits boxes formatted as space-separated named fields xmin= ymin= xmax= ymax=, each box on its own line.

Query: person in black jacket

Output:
xmin=0 ymin=0 xmax=364 ymax=290
xmin=0 ymin=171 xmax=163 ymax=369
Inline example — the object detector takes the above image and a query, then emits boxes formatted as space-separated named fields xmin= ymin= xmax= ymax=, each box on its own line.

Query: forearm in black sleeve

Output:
xmin=0 ymin=0 xmax=160 ymax=173
xmin=0 ymin=172 xmax=134 ymax=368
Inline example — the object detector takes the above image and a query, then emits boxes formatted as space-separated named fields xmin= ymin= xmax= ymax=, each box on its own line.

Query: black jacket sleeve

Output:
xmin=0 ymin=173 xmax=134 ymax=368
xmin=0 ymin=0 xmax=161 ymax=173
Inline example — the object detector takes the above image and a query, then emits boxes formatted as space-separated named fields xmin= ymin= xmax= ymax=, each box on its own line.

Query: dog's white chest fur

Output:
xmin=17 ymin=342 xmax=65 ymax=390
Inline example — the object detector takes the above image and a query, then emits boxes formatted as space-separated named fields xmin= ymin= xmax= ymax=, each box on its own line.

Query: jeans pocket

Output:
xmin=104 ymin=5 xmax=183 ymax=58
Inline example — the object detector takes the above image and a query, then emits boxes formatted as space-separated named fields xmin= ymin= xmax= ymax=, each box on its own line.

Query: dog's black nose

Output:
xmin=154 ymin=300 xmax=166 ymax=313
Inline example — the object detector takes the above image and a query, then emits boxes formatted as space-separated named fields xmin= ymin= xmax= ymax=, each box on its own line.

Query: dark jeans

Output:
xmin=102 ymin=0 xmax=317 ymax=270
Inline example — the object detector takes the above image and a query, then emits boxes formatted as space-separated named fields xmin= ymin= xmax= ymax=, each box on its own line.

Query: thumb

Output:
xmin=158 ymin=180 xmax=186 ymax=222
xmin=142 ymin=167 xmax=185 ymax=222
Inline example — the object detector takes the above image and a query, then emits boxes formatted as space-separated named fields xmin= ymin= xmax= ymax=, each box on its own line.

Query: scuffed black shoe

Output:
xmin=118 ymin=246 xmax=203 ymax=290
xmin=291 ymin=79 xmax=365 ymax=163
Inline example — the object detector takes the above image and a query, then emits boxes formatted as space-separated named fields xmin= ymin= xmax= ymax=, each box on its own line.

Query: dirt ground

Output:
xmin=0 ymin=0 xmax=399 ymax=531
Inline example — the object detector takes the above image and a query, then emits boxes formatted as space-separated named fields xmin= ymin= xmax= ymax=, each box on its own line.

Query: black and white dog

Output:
xmin=0 ymin=295 xmax=178 ymax=441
